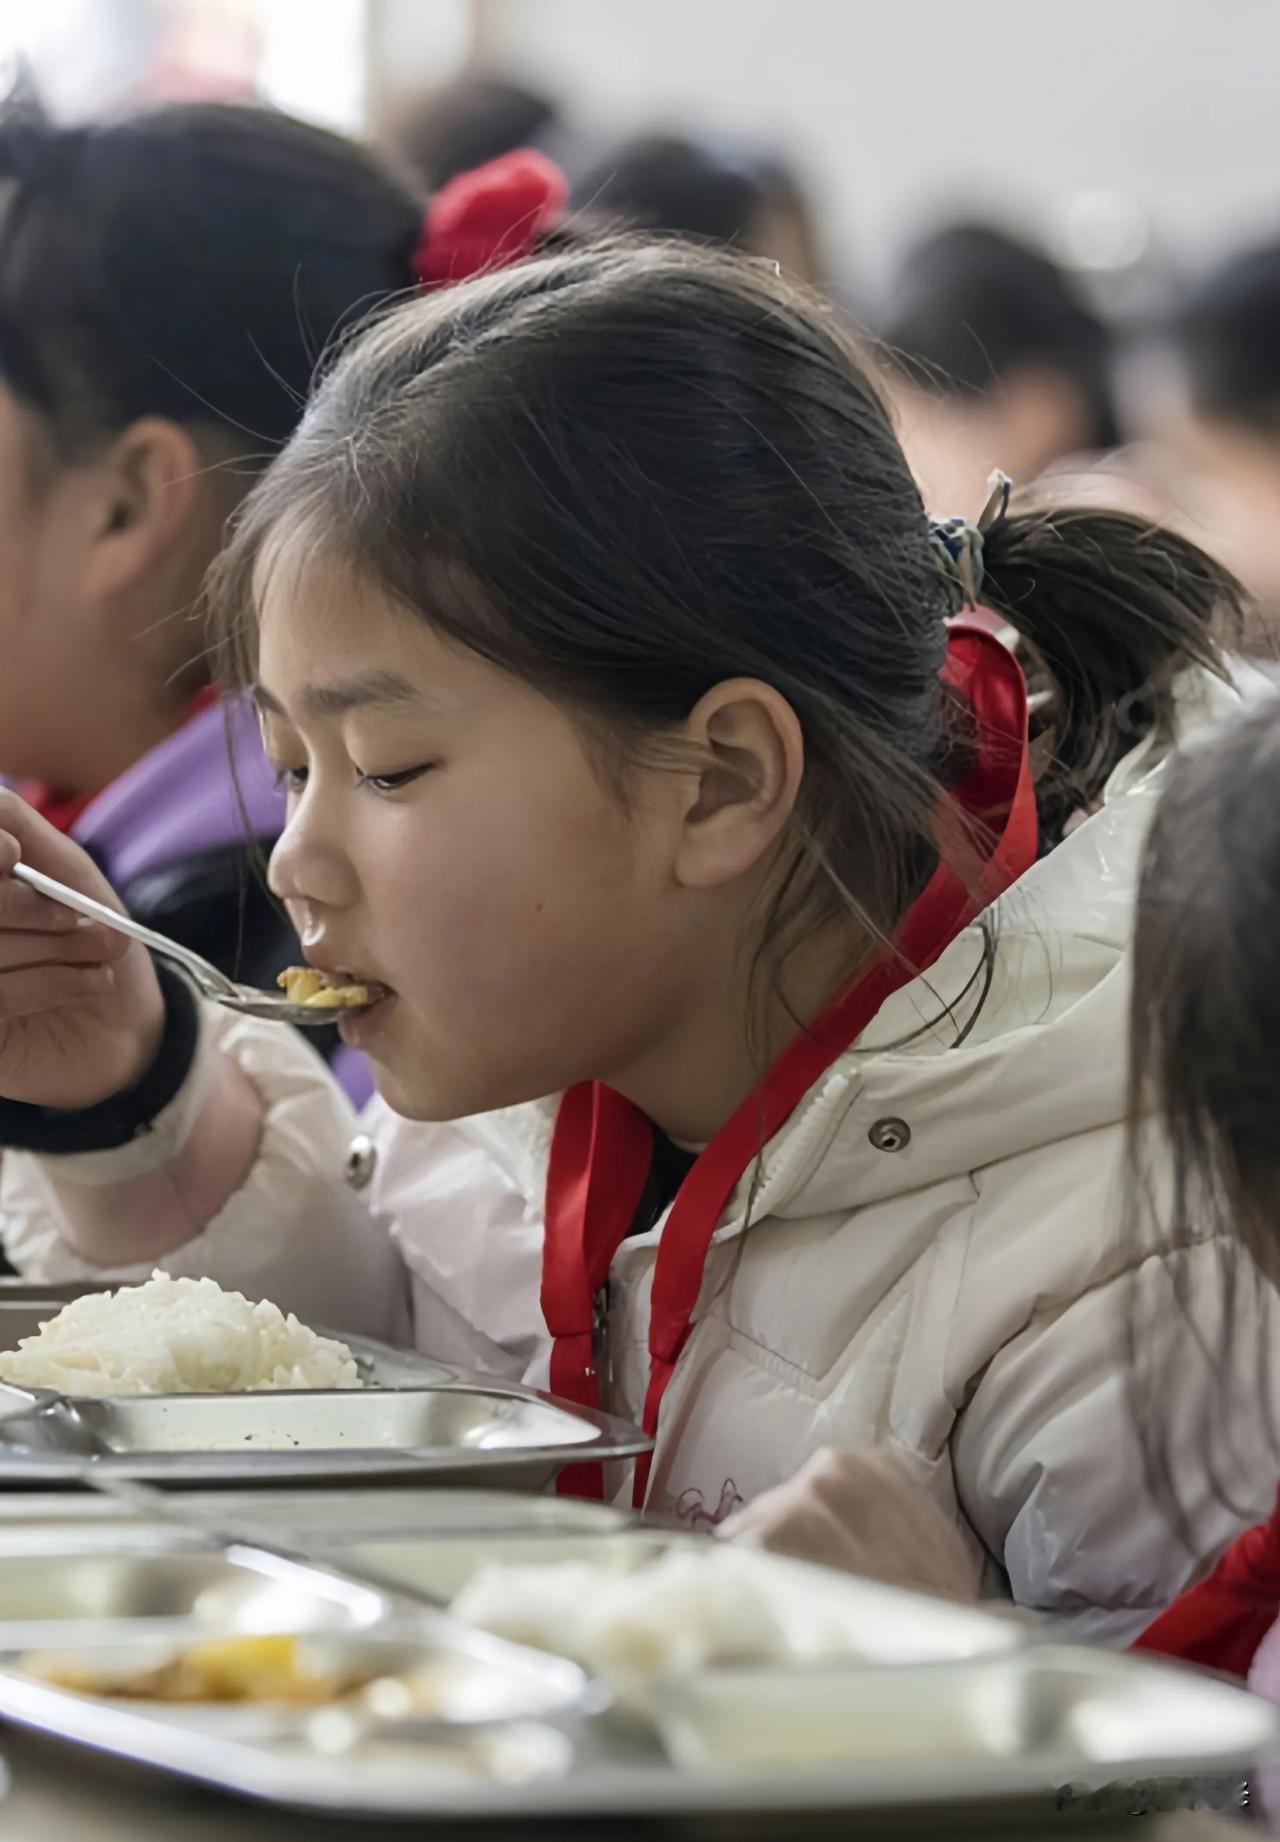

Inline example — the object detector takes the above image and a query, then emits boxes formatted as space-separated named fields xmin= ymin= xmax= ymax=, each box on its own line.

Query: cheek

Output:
xmin=376 ymin=751 xmax=679 ymax=1085
xmin=0 ymin=504 xmax=61 ymax=754
xmin=0 ymin=496 xmax=33 ymax=633
xmin=0 ymin=496 xmax=82 ymax=666
xmin=415 ymin=780 xmax=654 ymax=997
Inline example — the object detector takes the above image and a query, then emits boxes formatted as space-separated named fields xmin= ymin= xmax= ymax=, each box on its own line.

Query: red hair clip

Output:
xmin=413 ymin=149 xmax=568 ymax=291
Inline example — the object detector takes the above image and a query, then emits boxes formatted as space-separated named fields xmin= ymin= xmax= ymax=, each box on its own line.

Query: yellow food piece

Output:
xmin=277 ymin=967 xmax=372 ymax=1009
xmin=27 ymin=1635 xmax=346 ymax=1705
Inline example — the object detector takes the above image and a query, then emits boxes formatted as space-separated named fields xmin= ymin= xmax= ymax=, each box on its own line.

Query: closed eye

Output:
xmin=357 ymin=764 xmax=434 ymax=794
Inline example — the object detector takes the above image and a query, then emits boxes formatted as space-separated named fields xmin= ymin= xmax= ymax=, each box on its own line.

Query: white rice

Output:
xmin=450 ymin=1546 xmax=865 ymax=1679
xmin=0 ymin=1273 xmax=362 ymax=1396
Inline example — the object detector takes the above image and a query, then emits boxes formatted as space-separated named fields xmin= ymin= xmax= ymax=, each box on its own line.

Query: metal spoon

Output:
xmin=9 ymin=862 xmax=353 ymax=1027
xmin=0 ymin=1378 xmax=111 ymax=1457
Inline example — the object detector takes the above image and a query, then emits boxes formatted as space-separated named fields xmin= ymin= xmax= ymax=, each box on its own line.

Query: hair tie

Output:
xmin=412 ymin=149 xmax=568 ymax=291
xmin=929 ymin=469 xmax=1013 ymax=607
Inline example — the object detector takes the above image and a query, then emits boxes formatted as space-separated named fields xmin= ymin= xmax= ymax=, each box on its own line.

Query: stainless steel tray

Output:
xmin=0 ymin=1638 xmax=1270 ymax=1819
xmin=0 ymin=1530 xmax=389 ymax=1648
xmin=0 ymin=1384 xmax=650 ymax=1490
xmin=0 ymin=1485 xmax=636 ymax=1542
xmin=0 ymin=1534 xmax=591 ymax=1760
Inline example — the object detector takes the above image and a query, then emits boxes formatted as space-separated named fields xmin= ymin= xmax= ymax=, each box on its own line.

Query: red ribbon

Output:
xmin=1133 ymin=1486 xmax=1280 ymax=1681
xmin=541 ymin=623 xmax=1038 ymax=1507
xmin=413 ymin=150 xmax=568 ymax=291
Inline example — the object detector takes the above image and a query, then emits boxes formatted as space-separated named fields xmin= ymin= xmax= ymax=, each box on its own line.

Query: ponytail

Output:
xmin=978 ymin=508 xmax=1248 ymax=845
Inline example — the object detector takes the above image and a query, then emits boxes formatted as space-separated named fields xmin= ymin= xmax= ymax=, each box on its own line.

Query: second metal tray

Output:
xmin=0 ymin=1639 xmax=1271 ymax=1820
xmin=0 ymin=1383 xmax=650 ymax=1490
xmin=0 ymin=1485 xmax=636 ymax=1542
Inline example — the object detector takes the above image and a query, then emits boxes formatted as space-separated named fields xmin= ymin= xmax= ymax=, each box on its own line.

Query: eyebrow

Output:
xmin=253 ymin=669 xmax=423 ymax=721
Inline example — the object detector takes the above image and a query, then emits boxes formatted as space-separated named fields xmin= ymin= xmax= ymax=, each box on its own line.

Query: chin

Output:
xmin=367 ymin=1048 xmax=557 ymax=1126
xmin=369 ymin=1070 xmax=454 ymax=1123
xmin=365 ymin=1059 xmax=484 ymax=1125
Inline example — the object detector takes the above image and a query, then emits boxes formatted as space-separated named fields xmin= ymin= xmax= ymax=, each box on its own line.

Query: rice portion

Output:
xmin=451 ymin=1546 xmax=867 ymax=1678
xmin=0 ymin=1273 xmax=362 ymax=1396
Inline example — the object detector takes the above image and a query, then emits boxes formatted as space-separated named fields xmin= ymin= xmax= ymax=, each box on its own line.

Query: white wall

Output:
xmin=467 ymin=0 xmax=1280 ymax=296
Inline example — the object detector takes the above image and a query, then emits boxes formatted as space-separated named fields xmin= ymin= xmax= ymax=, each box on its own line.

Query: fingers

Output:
xmin=0 ymin=962 xmax=119 ymax=1018
xmin=0 ymin=884 xmax=87 ymax=936
xmin=0 ymin=926 xmax=131 ymax=974
xmin=0 ymin=794 xmax=125 ymax=915
xmin=721 ymin=1494 xmax=853 ymax=1568
xmin=0 ymin=862 xmax=130 ymax=961
xmin=0 ymin=791 xmax=61 ymax=855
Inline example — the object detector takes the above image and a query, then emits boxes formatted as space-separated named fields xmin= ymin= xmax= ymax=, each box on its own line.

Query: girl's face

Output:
xmin=258 ymin=560 xmax=720 ymax=1123
xmin=0 ymin=381 xmax=229 ymax=791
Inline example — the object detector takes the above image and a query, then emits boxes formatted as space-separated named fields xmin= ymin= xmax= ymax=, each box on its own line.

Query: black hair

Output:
xmin=211 ymin=239 xmax=1241 ymax=987
xmin=0 ymin=91 xmax=423 ymax=459
xmin=385 ymin=74 xmax=560 ymax=193
xmin=1178 ymin=240 xmax=1280 ymax=437
xmin=882 ymin=221 xmax=1121 ymax=453
xmin=574 ymin=131 xmax=811 ymax=256
xmin=1128 ymin=695 xmax=1280 ymax=1531
xmin=1133 ymin=695 xmax=1280 ymax=1277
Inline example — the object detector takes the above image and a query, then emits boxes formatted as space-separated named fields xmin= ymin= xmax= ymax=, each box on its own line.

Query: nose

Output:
xmin=268 ymin=788 xmax=359 ymax=916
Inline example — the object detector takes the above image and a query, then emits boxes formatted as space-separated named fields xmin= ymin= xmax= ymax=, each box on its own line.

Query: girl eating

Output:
xmin=0 ymin=238 xmax=1273 ymax=1636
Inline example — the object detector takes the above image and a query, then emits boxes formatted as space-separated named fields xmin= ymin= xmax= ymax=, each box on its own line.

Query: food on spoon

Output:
xmin=277 ymin=966 xmax=374 ymax=1009
xmin=0 ymin=1272 xmax=361 ymax=1396
xmin=21 ymin=1634 xmax=424 ymax=1708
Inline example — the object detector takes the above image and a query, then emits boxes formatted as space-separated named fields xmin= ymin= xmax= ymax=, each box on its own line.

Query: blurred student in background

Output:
xmin=383 ymin=72 xmax=562 ymax=192
xmin=574 ymin=131 xmax=825 ymax=284
xmin=0 ymin=93 xmax=436 ymax=1003
xmin=882 ymin=223 xmax=1120 ymax=518
xmin=1123 ymin=697 xmax=1280 ymax=1690
xmin=1169 ymin=241 xmax=1280 ymax=640
xmin=0 ymin=98 xmax=570 ymax=1098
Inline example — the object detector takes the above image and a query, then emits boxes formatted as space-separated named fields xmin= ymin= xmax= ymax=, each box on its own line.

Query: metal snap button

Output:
xmin=344 ymin=1134 xmax=378 ymax=1190
xmin=869 ymin=1117 xmax=911 ymax=1153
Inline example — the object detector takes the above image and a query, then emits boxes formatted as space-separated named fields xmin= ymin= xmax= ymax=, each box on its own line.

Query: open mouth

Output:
xmin=276 ymin=967 xmax=393 ymax=1012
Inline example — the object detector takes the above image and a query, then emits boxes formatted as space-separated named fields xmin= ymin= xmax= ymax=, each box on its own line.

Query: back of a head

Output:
xmin=386 ymin=74 xmax=559 ymax=193
xmin=1128 ymin=695 xmax=1280 ymax=1518
xmin=1178 ymin=240 xmax=1280 ymax=438
xmin=574 ymin=132 xmax=811 ymax=263
xmin=883 ymin=221 xmax=1120 ymax=451
xmin=0 ymin=91 xmax=423 ymax=461
xmin=1133 ymin=697 xmax=1280 ymax=1270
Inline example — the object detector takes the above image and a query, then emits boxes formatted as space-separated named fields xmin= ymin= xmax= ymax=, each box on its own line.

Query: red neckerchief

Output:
xmin=19 ymin=784 xmax=97 ymax=835
xmin=1133 ymin=1486 xmax=1280 ymax=1681
xmin=17 ymin=685 xmax=221 ymax=837
xmin=541 ymin=623 xmax=1037 ymax=1506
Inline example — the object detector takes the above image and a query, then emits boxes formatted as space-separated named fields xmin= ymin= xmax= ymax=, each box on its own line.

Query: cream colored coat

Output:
xmin=5 ymin=662 xmax=1276 ymax=1643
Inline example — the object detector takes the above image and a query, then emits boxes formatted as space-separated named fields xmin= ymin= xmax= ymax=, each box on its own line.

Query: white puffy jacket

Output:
xmin=4 ymin=662 xmax=1277 ymax=1642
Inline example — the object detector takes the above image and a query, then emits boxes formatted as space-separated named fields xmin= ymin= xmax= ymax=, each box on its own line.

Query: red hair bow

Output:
xmin=412 ymin=149 xmax=568 ymax=291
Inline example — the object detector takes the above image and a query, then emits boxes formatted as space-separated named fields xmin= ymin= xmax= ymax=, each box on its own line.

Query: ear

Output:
xmin=83 ymin=417 xmax=205 ymax=603
xmin=673 ymin=679 xmax=805 ymax=890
